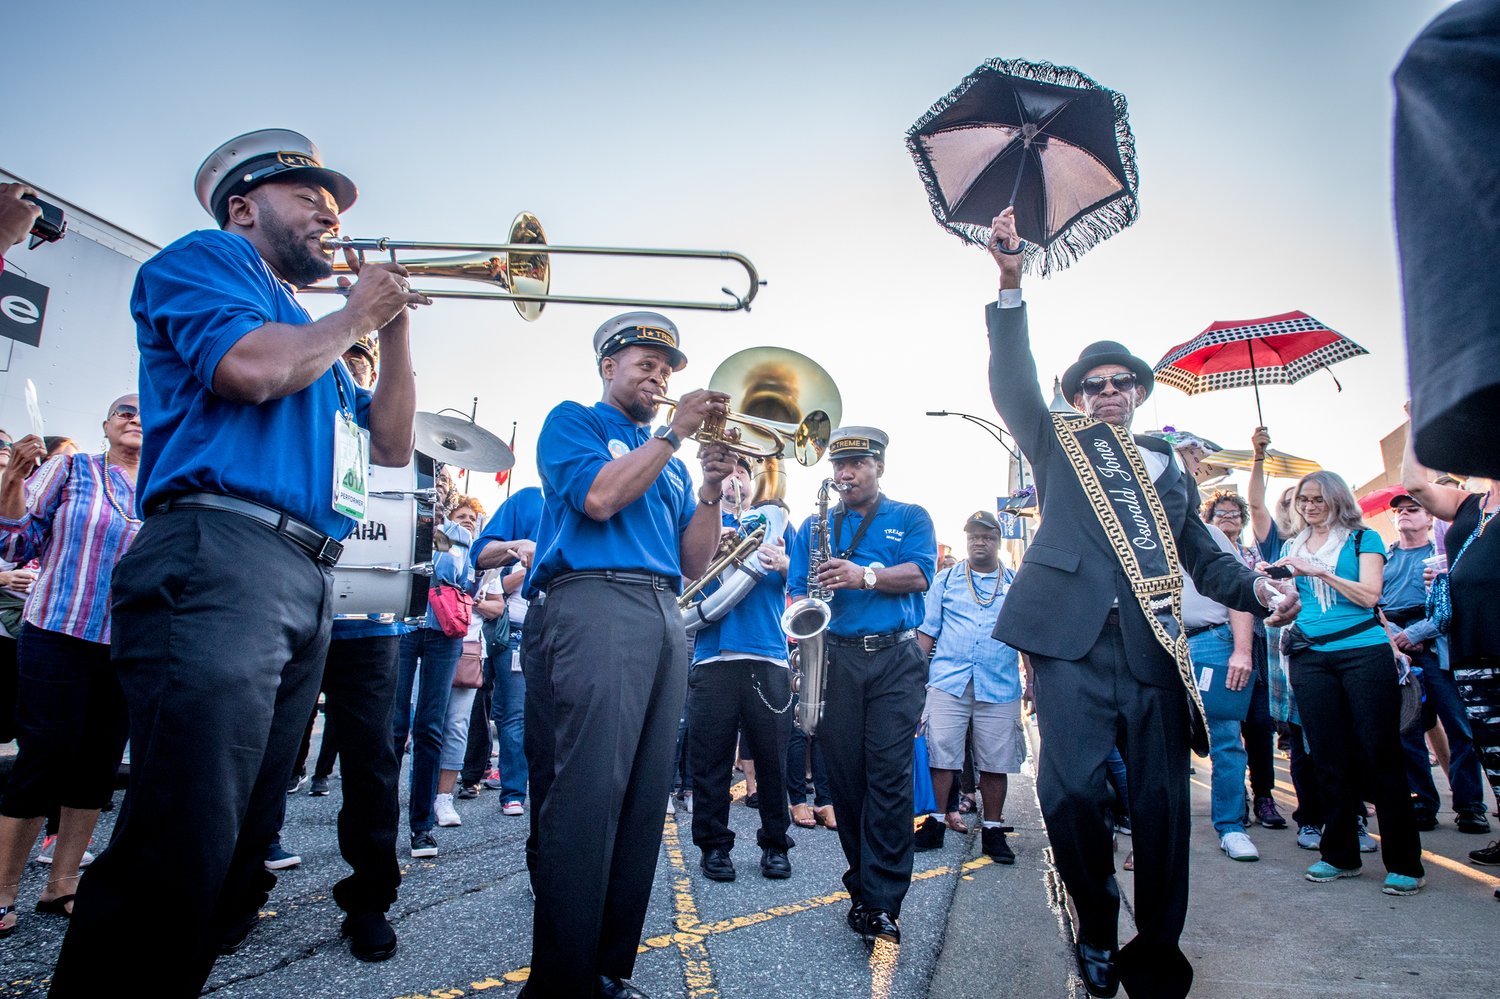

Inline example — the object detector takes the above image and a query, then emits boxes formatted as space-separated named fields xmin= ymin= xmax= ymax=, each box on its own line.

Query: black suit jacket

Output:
xmin=986 ymin=302 xmax=1266 ymax=689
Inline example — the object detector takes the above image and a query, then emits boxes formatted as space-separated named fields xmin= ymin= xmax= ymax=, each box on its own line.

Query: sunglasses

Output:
xmin=110 ymin=405 xmax=139 ymax=421
xmin=1079 ymin=373 xmax=1138 ymax=396
xmin=0 ymin=441 xmax=10 ymax=450
xmin=1211 ymin=508 xmax=1243 ymax=520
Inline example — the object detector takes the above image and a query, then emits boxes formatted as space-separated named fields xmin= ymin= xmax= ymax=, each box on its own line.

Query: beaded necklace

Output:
xmin=101 ymin=452 xmax=141 ymax=525
xmin=964 ymin=559 xmax=1001 ymax=607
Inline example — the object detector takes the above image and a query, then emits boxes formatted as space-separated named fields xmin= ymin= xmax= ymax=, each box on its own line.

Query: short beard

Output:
xmin=256 ymin=198 xmax=333 ymax=287
xmin=624 ymin=397 xmax=659 ymax=425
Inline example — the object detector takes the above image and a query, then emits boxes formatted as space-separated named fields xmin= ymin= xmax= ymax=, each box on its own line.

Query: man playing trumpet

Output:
xmin=520 ymin=312 xmax=733 ymax=999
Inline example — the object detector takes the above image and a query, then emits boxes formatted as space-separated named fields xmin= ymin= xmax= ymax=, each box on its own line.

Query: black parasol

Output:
xmin=907 ymin=58 xmax=1140 ymax=275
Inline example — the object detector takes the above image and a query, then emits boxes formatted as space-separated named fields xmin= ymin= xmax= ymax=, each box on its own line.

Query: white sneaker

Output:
xmin=434 ymin=793 xmax=462 ymax=827
xmin=666 ymin=794 xmax=676 ymax=816
xmin=1220 ymin=831 xmax=1260 ymax=862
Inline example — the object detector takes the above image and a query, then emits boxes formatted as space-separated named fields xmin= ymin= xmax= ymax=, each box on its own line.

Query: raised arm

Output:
xmin=1247 ymin=427 xmax=1274 ymax=543
xmin=985 ymin=208 xmax=1051 ymax=460
xmin=1401 ymin=417 xmax=1468 ymax=522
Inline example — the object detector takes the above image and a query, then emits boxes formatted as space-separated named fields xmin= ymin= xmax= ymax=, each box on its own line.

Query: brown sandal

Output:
xmin=791 ymin=803 xmax=816 ymax=828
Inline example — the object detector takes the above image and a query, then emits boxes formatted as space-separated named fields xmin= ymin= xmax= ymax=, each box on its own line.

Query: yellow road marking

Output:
xmin=660 ymin=819 xmax=720 ymax=999
xmin=392 ymin=854 xmax=986 ymax=998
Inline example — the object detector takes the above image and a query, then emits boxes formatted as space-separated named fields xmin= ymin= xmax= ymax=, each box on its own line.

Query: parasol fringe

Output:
xmin=905 ymin=57 xmax=1140 ymax=277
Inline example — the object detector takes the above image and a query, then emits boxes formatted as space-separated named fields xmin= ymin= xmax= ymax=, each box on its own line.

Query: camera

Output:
xmin=20 ymin=194 xmax=66 ymax=248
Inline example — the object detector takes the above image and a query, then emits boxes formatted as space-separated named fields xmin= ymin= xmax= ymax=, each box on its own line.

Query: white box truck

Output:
xmin=0 ymin=168 xmax=156 ymax=444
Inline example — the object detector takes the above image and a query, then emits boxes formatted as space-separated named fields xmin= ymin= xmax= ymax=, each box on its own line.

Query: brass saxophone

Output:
xmin=781 ymin=477 xmax=844 ymax=735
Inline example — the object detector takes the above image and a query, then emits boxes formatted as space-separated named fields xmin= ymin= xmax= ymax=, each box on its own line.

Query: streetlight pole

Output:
xmin=926 ymin=410 xmax=1030 ymax=545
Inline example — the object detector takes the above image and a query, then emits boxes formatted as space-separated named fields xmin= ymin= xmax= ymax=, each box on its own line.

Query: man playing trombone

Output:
xmin=520 ymin=312 xmax=732 ymax=999
xmin=51 ymin=129 xmax=422 ymax=996
xmin=787 ymin=427 xmax=936 ymax=946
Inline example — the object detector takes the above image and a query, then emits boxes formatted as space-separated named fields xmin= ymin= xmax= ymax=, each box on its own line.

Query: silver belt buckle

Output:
xmin=863 ymin=634 xmax=880 ymax=653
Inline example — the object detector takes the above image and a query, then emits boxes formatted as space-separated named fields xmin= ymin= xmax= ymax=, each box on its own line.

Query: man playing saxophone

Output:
xmin=787 ymin=426 xmax=937 ymax=945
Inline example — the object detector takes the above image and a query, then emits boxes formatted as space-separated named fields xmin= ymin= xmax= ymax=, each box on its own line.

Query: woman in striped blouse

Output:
xmin=0 ymin=394 xmax=142 ymax=937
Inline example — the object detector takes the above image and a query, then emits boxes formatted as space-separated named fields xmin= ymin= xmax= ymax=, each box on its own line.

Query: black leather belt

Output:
xmin=549 ymin=570 xmax=677 ymax=592
xmin=827 ymin=628 xmax=917 ymax=653
xmin=152 ymin=492 xmax=344 ymax=567
xmin=1185 ymin=622 xmax=1227 ymax=639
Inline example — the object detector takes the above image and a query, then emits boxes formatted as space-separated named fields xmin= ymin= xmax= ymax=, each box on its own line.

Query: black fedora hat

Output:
xmin=1061 ymin=340 xmax=1155 ymax=401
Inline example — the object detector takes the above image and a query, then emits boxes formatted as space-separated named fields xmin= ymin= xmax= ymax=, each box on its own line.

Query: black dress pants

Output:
xmin=525 ymin=576 xmax=687 ymax=999
xmin=820 ymin=638 xmax=925 ymax=917
xmin=1030 ymin=624 xmax=1194 ymax=999
xmin=50 ymin=511 xmax=331 ymax=998
xmin=1290 ymin=644 xmax=1424 ymax=876
xmin=687 ymin=657 xmax=794 ymax=854
xmin=320 ymin=634 xmax=402 ymax=914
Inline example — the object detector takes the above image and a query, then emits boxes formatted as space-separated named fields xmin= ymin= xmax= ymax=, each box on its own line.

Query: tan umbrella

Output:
xmin=1200 ymin=448 xmax=1320 ymax=480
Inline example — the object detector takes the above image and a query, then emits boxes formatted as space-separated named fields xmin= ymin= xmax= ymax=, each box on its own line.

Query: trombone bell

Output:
xmin=329 ymin=213 xmax=549 ymax=322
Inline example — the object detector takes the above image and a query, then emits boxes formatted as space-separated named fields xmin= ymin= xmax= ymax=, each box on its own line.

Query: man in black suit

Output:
xmin=982 ymin=207 xmax=1300 ymax=999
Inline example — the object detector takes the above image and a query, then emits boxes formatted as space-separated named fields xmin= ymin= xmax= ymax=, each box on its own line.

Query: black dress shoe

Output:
xmin=760 ymin=846 xmax=791 ymax=879
xmin=846 ymin=901 xmax=869 ymax=936
xmin=1075 ymin=942 xmax=1119 ymax=998
xmin=864 ymin=909 xmax=900 ymax=944
xmin=217 ymin=910 xmax=260 ymax=955
xmin=700 ymin=848 xmax=736 ymax=882
xmin=596 ymin=975 xmax=650 ymax=999
xmin=342 ymin=910 xmax=398 ymax=962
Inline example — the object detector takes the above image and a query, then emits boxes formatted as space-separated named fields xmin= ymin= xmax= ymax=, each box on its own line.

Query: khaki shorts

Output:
xmin=921 ymin=681 xmax=1026 ymax=773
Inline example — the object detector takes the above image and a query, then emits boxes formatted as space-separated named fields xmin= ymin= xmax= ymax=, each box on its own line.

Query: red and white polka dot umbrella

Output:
xmin=1153 ymin=311 xmax=1368 ymax=425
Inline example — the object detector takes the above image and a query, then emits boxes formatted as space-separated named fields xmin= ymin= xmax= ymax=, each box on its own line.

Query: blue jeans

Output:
xmin=490 ymin=627 xmax=528 ymax=803
xmin=1190 ymin=626 xmax=1248 ymax=835
xmin=393 ymin=627 xmax=462 ymax=833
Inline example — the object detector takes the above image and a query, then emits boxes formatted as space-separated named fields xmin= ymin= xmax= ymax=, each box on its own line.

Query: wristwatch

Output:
xmin=862 ymin=565 xmax=878 ymax=590
xmin=652 ymin=425 xmax=682 ymax=451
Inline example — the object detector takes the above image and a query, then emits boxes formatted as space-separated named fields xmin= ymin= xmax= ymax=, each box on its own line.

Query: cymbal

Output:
xmin=412 ymin=411 xmax=514 ymax=473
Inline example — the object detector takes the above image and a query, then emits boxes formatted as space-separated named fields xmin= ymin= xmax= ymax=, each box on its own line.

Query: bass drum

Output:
xmin=331 ymin=452 xmax=436 ymax=619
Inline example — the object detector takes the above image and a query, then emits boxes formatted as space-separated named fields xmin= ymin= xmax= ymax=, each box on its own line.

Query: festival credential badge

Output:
xmin=332 ymin=411 xmax=370 ymax=520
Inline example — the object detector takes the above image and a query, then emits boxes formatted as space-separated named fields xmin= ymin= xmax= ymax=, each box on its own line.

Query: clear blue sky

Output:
xmin=7 ymin=0 xmax=1450 ymax=539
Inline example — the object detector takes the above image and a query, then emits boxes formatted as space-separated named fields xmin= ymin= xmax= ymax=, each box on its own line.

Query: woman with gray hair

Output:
xmin=1265 ymin=470 xmax=1425 ymax=895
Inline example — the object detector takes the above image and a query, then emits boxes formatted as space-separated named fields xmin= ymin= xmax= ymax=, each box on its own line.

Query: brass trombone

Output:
xmin=307 ymin=211 xmax=764 ymax=321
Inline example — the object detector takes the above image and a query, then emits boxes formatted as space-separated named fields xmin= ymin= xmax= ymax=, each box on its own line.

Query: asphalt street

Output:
xmin=1 ymin=716 xmax=1493 ymax=998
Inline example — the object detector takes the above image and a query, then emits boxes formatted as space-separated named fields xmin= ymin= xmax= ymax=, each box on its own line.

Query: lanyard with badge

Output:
xmin=330 ymin=363 xmax=370 ymax=521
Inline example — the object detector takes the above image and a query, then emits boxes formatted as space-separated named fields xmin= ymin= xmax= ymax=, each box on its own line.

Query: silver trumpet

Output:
xmin=782 ymin=477 xmax=846 ymax=735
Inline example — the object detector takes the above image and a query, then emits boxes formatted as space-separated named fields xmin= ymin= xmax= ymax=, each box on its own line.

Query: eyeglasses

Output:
xmin=1079 ymin=373 xmax=1138 ymax=396
xmin=1295 ymin=495 xmax=1327 ymax=506
xmin=110 ymin=405 xmax=139 ymax=421
xmin=1391 ymin=505 xmax=1423 ymax=515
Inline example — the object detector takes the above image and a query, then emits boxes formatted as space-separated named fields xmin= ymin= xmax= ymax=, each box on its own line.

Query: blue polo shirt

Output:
xmin=694 ymin=509 xmax=795 ymax=663
xmin=131 ymin=229 xmax=371 ymax=539
xmin=920 ymin=561 xmax=1021 ymax=703
xmin=788 ymin=496 xmax=936 ymax=638
xmin=528 ymin=401 xmax=696 ymax=597
xmin=472 ymin=486 xmax=544 ymax=573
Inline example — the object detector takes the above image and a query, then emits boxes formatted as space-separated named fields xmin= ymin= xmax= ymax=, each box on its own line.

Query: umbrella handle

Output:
xmin=1007 ymin=151 xmax=1027 ymax=208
